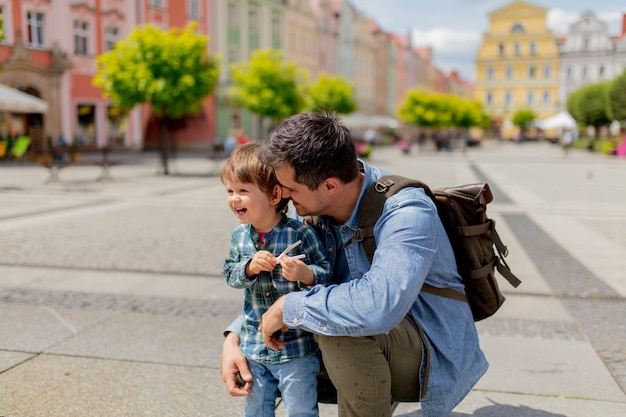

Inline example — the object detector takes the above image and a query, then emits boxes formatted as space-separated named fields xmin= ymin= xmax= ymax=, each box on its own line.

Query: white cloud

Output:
xmin=411 ymin=28 xmax=482 ymax=80
xmin=548 ymin=8 xmax=624 ymax=35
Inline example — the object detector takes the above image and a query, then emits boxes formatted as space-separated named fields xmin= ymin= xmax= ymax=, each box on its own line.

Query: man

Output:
xmin=221 ymin=112 xmax=488 ymax=417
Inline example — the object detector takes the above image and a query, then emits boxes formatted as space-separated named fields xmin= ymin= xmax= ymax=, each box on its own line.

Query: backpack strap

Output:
xmin=343 ymin=175 xmax=433 ymax=263
xmin=349 ymin=175 xmax=469 ymax=304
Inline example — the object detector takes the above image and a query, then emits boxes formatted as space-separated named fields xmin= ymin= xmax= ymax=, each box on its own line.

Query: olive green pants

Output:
xmin=315 ymin=317 xmax=422 ymax=417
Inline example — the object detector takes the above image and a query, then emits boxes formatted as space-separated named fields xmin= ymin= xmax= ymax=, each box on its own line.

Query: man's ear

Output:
xmin=270 ymin=184 xmax=283 ymax=206
xmin=323 ymin=177 xmax=340 ymax=194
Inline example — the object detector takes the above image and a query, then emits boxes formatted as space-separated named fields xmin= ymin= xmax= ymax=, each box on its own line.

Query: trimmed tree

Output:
xmin=94 ymin=23 xmax=219 ymax=175
xmin=512 ymin=108 xmax=536 ymax=139
xmin=307 ymin=74 xmax=357 ymax=114
xmin=609 ymin=70 xmax=626 ymax=125
xmin=568 ymin=82 xmax=612 ymax=138
xmin=229 ymin=49 xmax=307 ymax=134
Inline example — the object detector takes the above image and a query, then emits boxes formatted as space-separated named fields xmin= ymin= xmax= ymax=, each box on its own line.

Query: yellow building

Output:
xmin=475 ymin=1 xmax=560 ymax=139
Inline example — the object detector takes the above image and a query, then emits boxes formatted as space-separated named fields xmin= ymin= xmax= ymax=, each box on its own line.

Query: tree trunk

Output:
xmin=158 ymin=117 xmax=170 ymax=175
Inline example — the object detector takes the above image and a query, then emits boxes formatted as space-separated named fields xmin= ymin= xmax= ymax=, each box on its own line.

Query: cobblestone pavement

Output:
xmin=1 ymin=142 xmax=625 ymax=416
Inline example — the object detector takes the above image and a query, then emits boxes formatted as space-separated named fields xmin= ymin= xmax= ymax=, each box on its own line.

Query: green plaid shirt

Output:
xmin=223 ymin=214 xmax=331 ymax=364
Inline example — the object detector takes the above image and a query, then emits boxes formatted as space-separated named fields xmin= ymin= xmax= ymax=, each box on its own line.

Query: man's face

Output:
xmin=275 ymin=165 xmax=329 ymax=217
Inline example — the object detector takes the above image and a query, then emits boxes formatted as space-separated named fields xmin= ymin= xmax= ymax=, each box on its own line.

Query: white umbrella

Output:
xmin=535 ymin=112 xmax=577 ymax=130
xmin=0 ymin=83 xmax=48 ymax=113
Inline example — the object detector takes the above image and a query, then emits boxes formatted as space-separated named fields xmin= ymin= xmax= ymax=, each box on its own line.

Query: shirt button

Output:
xmin=321 ymin=326 xmax=328 ymax=332
xmin=265 ymin=292 xmax=270 ymax=296
xmin=292 ymin=318 xmax=298 ymax=325
xmin=328 ymin=248 xmax=334 ymax=253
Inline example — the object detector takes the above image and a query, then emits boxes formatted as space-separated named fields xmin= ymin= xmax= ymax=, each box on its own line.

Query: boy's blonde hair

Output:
xmin=221 ymin=142 xmax=289 ymax=213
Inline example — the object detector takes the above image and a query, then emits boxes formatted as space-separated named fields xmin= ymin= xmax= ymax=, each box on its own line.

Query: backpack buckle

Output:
xmin=375 ymin=179 xmax=394 ymax=193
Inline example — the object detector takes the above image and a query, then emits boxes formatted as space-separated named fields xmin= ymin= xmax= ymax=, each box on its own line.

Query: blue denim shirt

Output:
xmin=281 ymin=162 xmax=488 ymax=417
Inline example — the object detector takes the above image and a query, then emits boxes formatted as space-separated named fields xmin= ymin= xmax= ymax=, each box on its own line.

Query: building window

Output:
xmin=150 ymin=0 xmax=163 ymax=8
xmin=566 ymin=65 xmax=572 ymax=79
xmin=0 ymin=6 xmax=5 ymax=43
xmin=542 ymin=91 xmax=550 ymax=105
xmin=104 ymin=26 xmax=119 ymax=51
xmin=529 ymin=41 xmax=536 ymax=54
xmin=528 ymin=66 xmax=536 ymax=79
xmin=271 ymin=14 xmax=281 ymax=44
xmin=505 ymin=66 xmax=514 ymax=79
xmin=511 ymin=23 xmax=524 ymax=32
xmin=582 ymin=66 xmax=588 ymax=79
xmin=486 ymin=66 xmax=495 ymax=80
xmin=514 ymin=42 xmax=521 ymax=55
xmin=76 ymin=104 xmax=96 ymax=146
xmin=188 ymin=0 xmax=199 ymax=18
xmin=543 ymin=65 xmax=552 ymax=78
xmin=249 ymin=8 xmax=258 ymax=34
xmin=107 ymin=105 xmax=125 ymax=146
xmin=527 ymin=91 xmax=534 ymax=105
xmin=228 ymin=46 xmax=238 ymax=63
xmin=599 ymin=65 xmax=605 ymax=78
xmin=583 ymin=37 xmax=590 ymax=50
xmin=74 ymin=20 xmax=89 ymax=55
xmin=498 ymin=42 xmax=505 ymax=56
xmin=505 ymin=91 xmax=512 ymax=106
xmin=486 ymin=92 xmax=493 ymax=106
xmin=228 ymin=1 xmax=238 ymax=28
xmin=26 ymin=11 xmax=45 ymax=47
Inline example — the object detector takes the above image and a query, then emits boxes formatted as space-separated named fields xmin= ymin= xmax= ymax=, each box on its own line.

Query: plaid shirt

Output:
xmin=223 ymin=214 xmax=331 ymax=364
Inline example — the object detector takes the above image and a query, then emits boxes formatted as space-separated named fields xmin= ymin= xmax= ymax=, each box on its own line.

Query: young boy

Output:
xmin=221 ymin=142 xmax=332 ymax=417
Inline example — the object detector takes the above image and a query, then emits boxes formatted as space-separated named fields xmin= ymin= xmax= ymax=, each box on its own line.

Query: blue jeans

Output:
xmin=245 ymin=354 xmax=319 ymax=417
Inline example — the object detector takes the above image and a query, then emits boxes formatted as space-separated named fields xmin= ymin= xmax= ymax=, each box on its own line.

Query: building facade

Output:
xmin=0 ymin=0 xmax=473 ymax=153
xmin=558 ymin=11 xmax=616 ymax=112
xmin=475 ymin=0 xmax=560 ymax=136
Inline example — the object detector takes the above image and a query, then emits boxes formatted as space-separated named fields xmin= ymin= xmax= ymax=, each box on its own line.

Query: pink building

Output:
xmin=0 ymin=0 xmax=216 ymax=153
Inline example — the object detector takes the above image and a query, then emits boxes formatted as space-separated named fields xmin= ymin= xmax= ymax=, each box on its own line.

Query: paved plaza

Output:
xmin=0 ymin=140 xmax=625 ymax=416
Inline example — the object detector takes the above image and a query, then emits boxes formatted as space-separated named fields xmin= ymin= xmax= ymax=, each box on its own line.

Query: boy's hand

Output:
xmin=246 ymin=250 xmax=277 ymax=277
xmin=279 ymin=257 xmax=314 ymax=286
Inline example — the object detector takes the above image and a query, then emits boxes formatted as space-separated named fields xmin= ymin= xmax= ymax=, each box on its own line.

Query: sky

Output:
xmin=350 ymin=0 xmax=625 ymax=82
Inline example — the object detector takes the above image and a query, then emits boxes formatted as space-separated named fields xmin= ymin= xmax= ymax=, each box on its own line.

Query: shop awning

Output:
xmin=0 ymin=83 xmax=49 ymax=113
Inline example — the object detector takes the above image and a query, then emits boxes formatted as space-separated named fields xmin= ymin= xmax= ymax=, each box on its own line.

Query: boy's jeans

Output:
xmin=245 ymin=354 xmax=320 ymax=417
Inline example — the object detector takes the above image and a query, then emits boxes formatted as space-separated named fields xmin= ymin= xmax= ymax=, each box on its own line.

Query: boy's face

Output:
xmin=225 ymin=179 xmax=280 ymax=231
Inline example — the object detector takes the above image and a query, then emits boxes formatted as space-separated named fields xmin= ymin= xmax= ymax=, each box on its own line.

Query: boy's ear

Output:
xmin=269 ymin=184 xmax=283 ymax=206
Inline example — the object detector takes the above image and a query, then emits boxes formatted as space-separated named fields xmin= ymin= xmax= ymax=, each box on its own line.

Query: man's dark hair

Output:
xmin=258 ymin=111 xmax=360 ymax=190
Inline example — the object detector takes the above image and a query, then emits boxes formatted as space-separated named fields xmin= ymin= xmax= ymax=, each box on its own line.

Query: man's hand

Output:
xmin=221 ymin=332 xmax=252 ymax=396
xmin=260 ymin=295 xmax=289 ymax=350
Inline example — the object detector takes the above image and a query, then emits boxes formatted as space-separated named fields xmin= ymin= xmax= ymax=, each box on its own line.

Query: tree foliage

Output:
xmin=511 ymin=108 xmax=536 ymax=131
xmin=93 ymin=23 xmax=219 ymax=174
xmin=396 ymin=89 xmax=489 ymax=129
xmin=608 ymin=70 xmax=626 ymax=123
xmin=229 ymin=49 xmax=307 ymax=122
xmin=94 ymin=23 xmax=218 ymax=118
xmin=307 ymin=74 xmax=357 ymax=114
xmin=568 ymin=82 xmax=612 ymax=133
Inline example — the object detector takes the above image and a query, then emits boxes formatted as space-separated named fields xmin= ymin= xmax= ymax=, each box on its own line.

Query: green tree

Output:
xmin=511 ymin=108 xmax=536 ymax=139
xmin=94 ymin=23 xmax=219 ymax=175
xmin=568 ymin=82 xmax=612 ymax=138
xmin=608 ymin=70 xmax=626 ymax=124
xmin=307 ymin=74 xmax=357 ymax=114
xmin=397 ymin=90 xmax=488 ymax=129
xmin=0 ymin=13 xmax=4 ymax=41
xmin=229 ymin=49 xmax=307 ymax=132
xmin=397 ymin=90 xmax=451 ymax=128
